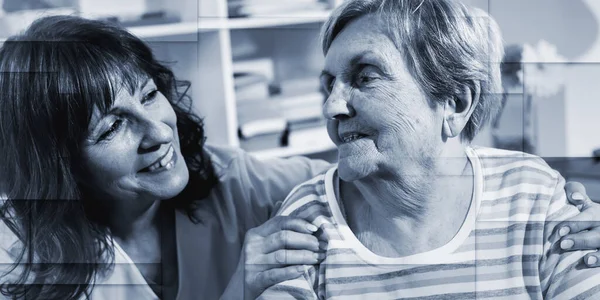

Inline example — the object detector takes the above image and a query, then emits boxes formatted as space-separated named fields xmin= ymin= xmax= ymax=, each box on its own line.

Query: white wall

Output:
xmin=465 ymin=0 xmax=600 ymax=157
xmin=564 ymin=0 xmax=600 ymax=157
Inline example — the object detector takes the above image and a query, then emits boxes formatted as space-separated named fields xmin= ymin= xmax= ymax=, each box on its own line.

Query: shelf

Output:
xmin=199 ymin=10 xmax=331 ymax=31
xmin=127 ymin=22 xmax=199 ymax=38
xmin=1 ymin=10 xmax=331 ymax=41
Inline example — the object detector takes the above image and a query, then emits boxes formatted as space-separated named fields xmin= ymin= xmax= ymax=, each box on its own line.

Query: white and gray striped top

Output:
xmin=260 ymin=146 xmax=600 ymax=299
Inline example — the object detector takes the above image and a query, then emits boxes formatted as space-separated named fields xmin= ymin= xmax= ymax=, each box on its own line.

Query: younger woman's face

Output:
xmin=81 ymin=78 xmax=189 ymax=203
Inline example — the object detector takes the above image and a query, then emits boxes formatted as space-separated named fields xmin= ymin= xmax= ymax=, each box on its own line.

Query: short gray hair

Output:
xmin=321 ymin=0 xmax=504 ymax=141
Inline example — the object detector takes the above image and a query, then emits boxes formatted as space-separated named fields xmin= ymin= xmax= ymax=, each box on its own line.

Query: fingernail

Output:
xmin=571 ymin=192 xmax=585 ymax=201
xmin=316 ymin=252 xmax=326 ymax=261
xmin=296 ymin=266 xmax=305 ymax=273
xmin=560 ymin=239 xmax=574 ymax=250
xmin=307 ymin=224 xmax=318 ymax=232
xmin=588 ymin=256 xmax=598 ymax=266
xmin=319 ymin=241 xmax=328 ymax=251
xmin=559 ymin=227 xmax=570 ymax=237
xmin=313 ymin=253 xmax=320 ymax=261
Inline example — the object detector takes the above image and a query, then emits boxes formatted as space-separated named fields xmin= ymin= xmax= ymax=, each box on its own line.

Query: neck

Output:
xmin=342 ymin=138 xmax=473 ymax=256
xmin=108 ymin=200 xmax=162 ymax=241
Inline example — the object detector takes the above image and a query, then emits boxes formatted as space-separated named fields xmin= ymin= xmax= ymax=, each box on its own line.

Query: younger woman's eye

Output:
xmin=142 ymin=89 xmax=158 ymax=104
xmin=99 ymin=119 xmax=123 ymax=141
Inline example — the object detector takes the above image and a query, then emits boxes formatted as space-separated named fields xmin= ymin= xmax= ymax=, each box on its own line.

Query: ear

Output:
xmin=442 ymin=81 xmax=481 ymax=139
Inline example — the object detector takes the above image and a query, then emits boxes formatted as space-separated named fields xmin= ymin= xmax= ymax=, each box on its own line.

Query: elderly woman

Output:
xmin=0 ymin=16 xmax=330 ymax=300
xmin=260 ymin=0 xmax=600 ymax=299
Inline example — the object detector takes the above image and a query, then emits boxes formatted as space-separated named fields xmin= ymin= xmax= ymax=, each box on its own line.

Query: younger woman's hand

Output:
xmin=241 ymin=216 xmax=325 ymax=299
xmin=555 ymin=181 xmax=600 ymax=267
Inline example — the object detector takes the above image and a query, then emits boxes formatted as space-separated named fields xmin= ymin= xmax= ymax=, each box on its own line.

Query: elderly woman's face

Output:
xmin=81 ymin=78 xmax=189 ymax=202
xmin=322 ymin=15 xmax=444 ymax=181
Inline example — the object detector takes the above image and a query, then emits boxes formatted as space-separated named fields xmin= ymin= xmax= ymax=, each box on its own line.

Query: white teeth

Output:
xmin=159 ymin=146 xmax=174 ymax=167
xmin=147 ymin=146 xmax=174 ymax=172
xmin=342 ymin=134 xmax=364 ymax=143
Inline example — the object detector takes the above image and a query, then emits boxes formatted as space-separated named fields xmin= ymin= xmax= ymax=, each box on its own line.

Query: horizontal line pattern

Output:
xmin=261 ymin=147 xmax=600 ymax=299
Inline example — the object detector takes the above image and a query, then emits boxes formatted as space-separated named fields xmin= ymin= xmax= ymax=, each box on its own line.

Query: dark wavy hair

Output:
xmin=0 ymin=15 xmax=217 ymax=299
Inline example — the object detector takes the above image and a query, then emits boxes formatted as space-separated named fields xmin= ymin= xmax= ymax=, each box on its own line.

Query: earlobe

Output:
xmin=442 ymin=100 xmax=457 ymax=138
xmin=443 ymin=118 xmax=454 ymax=137
xmin=443 ymin=82 xmax=481 ymax=139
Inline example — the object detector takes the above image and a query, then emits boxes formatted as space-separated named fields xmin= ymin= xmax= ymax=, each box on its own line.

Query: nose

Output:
xmin=139 ymin=118 xmax=173 ymax=152
xmin=323 ymin=84 xmax=355 ymax=120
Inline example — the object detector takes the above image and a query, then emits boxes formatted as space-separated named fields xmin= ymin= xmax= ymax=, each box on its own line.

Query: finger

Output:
xmin=565 ymin=181 xmax=594 ymax=209
xmin=263 ymin=230 xmax=323 ymax=253
xmin=583 ymin=251 xmax=600 ymax=267
xmin=257 ymin=249 xmax=324 ymax=266
xmin=559 ymin=229 xmax=600 ymax=251
xmin=253 ymin=265 xmax=308 ymax=290
xmin=555 ymin=207 xmax=600 ymax=237
xmin=254 ymin=216 xmax=318 ymax=237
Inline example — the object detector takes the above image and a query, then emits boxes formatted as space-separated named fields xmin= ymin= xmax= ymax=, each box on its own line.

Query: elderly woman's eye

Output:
xmin=355 ymin=70 xmax=380 ymax=86
xmin=322 ymin=77 xmax=335 ymax=94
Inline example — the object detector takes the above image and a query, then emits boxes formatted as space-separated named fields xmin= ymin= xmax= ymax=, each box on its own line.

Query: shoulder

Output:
xmin=276 ymin=167 xmax=334 ymax=217
xmin=471 ymin=146 xmax=559 ymax=184
xmin=471 ymin=146 xmax=569 ymax=221
xmin=203 ymin=143 xmax=247 ymax=178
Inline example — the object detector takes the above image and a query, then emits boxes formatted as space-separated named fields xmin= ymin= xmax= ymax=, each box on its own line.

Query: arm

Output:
xmin=220 ymin=217 xmax=323 ymax=300
xmin=219 ymin=150 xmax=330 ymax=299
xmin=255 ymin=178 xmax=328 ymax=300
xmin=539 ymin=175 xmax=600 ymax=298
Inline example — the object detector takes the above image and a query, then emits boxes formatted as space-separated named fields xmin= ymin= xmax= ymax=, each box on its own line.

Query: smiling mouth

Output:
xmin=142 ymin=146 xmax=175 ymax=173
xmin=340 ymin=132 xmax=368 ymax=143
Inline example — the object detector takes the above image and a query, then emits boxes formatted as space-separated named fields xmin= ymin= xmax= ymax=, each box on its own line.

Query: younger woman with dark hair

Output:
xmin=0 ymin=15 xmax=327 ymax=299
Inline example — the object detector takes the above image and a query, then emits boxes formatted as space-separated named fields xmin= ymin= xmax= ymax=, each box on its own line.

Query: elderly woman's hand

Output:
xmin=238 ymin=216 xmax=325 ymax=299
xmin=555 ymin=182 xmax=600 ymax=267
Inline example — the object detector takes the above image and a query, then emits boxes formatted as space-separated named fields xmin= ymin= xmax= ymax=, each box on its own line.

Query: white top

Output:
xmin=261 ymin=146 xmax=600 ymax=299
xmin=325 ymin=146 xmax=483 ymax=266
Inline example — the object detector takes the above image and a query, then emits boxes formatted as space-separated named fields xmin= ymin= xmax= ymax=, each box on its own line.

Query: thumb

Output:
xmin=565 ymin=181 xmax=594 ymax=210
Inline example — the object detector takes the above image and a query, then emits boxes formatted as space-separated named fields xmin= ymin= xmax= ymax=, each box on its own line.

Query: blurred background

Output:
xmin=1 ymin=0 xmax=600 ymax=196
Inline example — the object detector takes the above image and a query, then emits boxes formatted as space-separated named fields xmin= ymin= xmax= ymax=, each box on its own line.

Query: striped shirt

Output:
xmin=259 ymin=146 xmax=600 ymax=299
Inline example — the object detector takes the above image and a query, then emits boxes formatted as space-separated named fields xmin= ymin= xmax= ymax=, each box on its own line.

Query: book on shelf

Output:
xmin=234 ymin=72 xmax=271 ymax=102
xmin=287 ymin=125 xmax=334 ymax=150
xmin=238 ymin=117 xmax=287 ymax=139
xmin=237 ymin=98 xmax=287 ymax=152
xmin=275 ymin=91 xmax=325 ymax=123
xmin=233 ymin=58 xmax=275 ymax=82
xmin=239 ymin=129 xmax=287 ymax=152
xmin=277 ymin=77 xmax=322 ymax=97
xmin=233 ymin=58 xmax=275 ymax=102
xmin=236 ymin=88 xmax=327 ymax=152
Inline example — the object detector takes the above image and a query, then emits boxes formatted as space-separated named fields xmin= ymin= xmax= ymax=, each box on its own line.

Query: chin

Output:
xmin=337 ymin=159 xmax=374 ymax=182
xmin=154 ymin=164 xmax=190 ymax=200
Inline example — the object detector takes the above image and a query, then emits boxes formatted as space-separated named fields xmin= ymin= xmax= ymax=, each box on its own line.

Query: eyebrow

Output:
xmin=140 ymin=77 xmax=152 ymax=90
xmin=321 ymin=51 xmax=380 ymax=79
xmin=88 ymin=77 xmax=153 ymax=132
xmin=107 ymin=77 xmax=152 ymax=113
